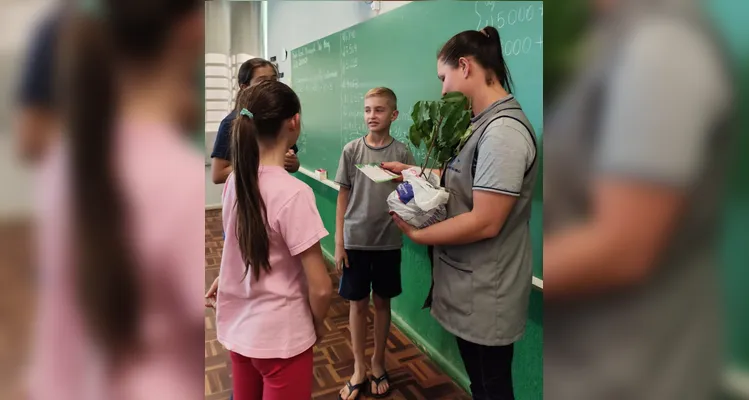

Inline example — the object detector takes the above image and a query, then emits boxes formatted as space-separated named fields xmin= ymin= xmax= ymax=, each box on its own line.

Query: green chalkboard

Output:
xmin=291 ymin=0 xmax=544 ymax=279
xmin=291 ymin=0 xmax=543 ymax=172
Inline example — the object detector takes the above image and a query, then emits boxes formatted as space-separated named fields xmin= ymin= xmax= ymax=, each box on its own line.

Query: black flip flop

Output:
xmin=369 ymin=372 xmax=392 ymax=399
xmin=338 ymin=378 xmax=368 ymax=400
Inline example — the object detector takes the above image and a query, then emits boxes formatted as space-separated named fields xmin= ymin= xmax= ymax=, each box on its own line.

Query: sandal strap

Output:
xmin=348 ymin=379 xmax=368 ymax=390
xmin=371 ymin=372 xmax=389 ymax=384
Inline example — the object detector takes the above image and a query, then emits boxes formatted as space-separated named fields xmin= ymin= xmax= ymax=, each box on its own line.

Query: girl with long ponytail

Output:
xmin=207 ymin=80 xmax=333 ymax=400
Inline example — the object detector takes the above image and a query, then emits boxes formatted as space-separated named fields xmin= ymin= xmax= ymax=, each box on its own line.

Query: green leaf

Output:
xmin=408 ymin=124 xmax=422 ymax=148
xmin=439 ymin=109 xmax=458 ymax=140
xmin=437 ymin=146 xmax=454 ymax=164
xmin=419 ymin=120 xmax=432 ymax=138
xmin=429 ymin=101 xmax=440 ymax=122
xmin=409 ymin=92 xmax=472 ymax=176
xmin=457 ymin=111 xmax=471 ymax=134
xmin=442 ymin=91 xmax=464 ymax=102
xmin=411 ymin=101 xmax=423 ymax=124
xmin=457 ymin=126 xmax=473 ymax=151
xmin=422 ymin=101 xmax=434 ymax=122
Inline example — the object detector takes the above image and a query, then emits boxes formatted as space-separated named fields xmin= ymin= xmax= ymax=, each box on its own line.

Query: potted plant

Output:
xmin=408 ymin=91 xmax=473 ymax=182
xmin=386 ymin=92 xmax=472 ymax=229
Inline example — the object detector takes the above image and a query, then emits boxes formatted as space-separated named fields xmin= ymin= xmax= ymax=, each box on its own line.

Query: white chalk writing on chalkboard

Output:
xmin=343 ymin=57 xmax=359 ymax=71
xmin=342 ymin=29 xmax=357 ymax=42
xmin=475 ymin=2 xmax=537 ymax=30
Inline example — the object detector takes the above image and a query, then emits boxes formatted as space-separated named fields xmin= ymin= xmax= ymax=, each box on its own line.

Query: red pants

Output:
xmin=230 ymin=347 xmax=313 ymax=400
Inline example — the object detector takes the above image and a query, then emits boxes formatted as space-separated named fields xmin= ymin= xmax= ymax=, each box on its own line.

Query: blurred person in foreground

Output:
xmin=14 ymin=5 xmax=63 ymax=164
xmin=26 ymin=0 xmax=205 ymax=399
xmin=543 ymin=0 xmax=734 ymax=399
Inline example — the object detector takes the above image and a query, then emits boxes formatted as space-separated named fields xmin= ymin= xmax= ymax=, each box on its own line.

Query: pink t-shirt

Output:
xmin=30 ymin=122 xmax=204 ymax=400
xmin=216 ymin=166 xmax=328 ymax=359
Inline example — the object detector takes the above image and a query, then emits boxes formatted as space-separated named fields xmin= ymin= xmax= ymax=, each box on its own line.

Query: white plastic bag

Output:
xmin=400 ymin=166 xmax=441 ymax=187
xmin=387 ymin=167 xmax=449 ymax=229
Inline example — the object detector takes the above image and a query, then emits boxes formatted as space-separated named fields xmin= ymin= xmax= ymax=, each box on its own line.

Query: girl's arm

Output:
xmin=277 ymin=187 xmax=332 ymax=330
xmin=299 ymin=243 xmax=333 ymax=328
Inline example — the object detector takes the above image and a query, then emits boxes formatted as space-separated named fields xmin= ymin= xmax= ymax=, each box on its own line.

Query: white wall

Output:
xmin=204 ymin=0 xmax=263 ymax=207
xmin=266 ymin=1 xmax=410 ymax=85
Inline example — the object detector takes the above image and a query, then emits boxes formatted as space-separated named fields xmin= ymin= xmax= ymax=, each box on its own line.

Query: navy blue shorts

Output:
xmin=338 ymin=249 xmax=402 ymax=301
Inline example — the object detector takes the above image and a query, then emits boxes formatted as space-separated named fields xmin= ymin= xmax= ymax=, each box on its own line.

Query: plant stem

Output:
xmin=420 ymin=115 xmax=444 ymax=177
xmin=420 ymin=139 xmax=436 ymax=177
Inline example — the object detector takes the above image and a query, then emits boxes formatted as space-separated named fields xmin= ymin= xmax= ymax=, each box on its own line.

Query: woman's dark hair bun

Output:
xmin=482 ymin=26 xmax=502 ymax=48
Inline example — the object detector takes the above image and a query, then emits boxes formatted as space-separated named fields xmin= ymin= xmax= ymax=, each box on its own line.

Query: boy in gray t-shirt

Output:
xmin=334 ymin=87 xmax=414 ymax=399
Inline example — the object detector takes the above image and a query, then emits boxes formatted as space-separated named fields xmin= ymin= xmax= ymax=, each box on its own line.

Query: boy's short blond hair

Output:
xmin=365 ymin=87 xmax=397 ymax=110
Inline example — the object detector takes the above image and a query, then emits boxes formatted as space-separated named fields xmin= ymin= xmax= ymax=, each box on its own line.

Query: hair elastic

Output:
xmin=240 ymin=108 xmax=254 ymax=118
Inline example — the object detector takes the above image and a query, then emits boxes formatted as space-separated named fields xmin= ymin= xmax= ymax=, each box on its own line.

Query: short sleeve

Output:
xmin=211 ymin=114 xmax=234 ymax=160
xmin=334 ymin=146 xmax=352 ymax=188
xmin=276 ymin=187 xmax=329 ymax=256
xmin=594 ymin=19 xmax=730 ymax=187
xmin=473 ymin=119 xmax=535 ymax=196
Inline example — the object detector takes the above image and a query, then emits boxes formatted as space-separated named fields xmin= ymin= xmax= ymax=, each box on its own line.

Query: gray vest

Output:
xmin=430 ymin=97 xmax=538 ymax=346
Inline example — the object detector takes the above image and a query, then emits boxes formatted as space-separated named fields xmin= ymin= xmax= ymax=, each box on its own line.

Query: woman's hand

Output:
xmin=381 ymin=161 xmax=410 ymax=182
xmin=390 ymin=212 xmax=422 ymax=244
xmin=380 ymin=161 xmax=409 ymax=174
xmin=205 ymin=276 xmax=219 ymax=308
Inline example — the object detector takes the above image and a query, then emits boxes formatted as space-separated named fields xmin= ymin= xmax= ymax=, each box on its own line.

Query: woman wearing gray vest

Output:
xmin=383 ymin=26 xmax=538 ymax=400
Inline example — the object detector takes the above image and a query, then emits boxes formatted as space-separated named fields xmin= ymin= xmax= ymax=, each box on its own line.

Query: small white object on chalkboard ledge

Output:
xmin=315 ymin=169 xmax=328 ymax=180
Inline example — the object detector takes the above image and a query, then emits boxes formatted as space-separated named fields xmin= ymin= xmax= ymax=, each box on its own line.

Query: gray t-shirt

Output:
xmin=474 ymin=116 xmax=536 ymax=196
xmin=335 ymin=136 xmax=415 ymax=250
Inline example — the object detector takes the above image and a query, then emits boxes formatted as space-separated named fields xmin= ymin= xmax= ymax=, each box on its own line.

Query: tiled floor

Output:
xmin=0 ymin=219 xmax=34 ymax=399
xmin=205 ymin=209 xmax=469 ymax=400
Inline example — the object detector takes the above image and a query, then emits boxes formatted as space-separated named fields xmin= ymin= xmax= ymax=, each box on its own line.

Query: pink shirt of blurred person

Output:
xmin=26 ymin=1 xmax=205 ymax=399
xmin=29 ymin=123 xmax=204 ymax=400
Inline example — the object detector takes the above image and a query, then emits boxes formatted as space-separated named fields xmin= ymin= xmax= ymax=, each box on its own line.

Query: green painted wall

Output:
xmin=293 ymin=172 xmax=543 ymax=399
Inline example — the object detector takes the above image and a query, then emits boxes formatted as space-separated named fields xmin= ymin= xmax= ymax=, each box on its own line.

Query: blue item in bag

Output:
xmin=396 ymin=182 xmax=414 ymax=204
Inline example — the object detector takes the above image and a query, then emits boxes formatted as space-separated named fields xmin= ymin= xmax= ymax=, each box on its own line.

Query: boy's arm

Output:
xmin=335 ymin=188 xmax=350 ymax=246
xmin=333 ymin=148 xmax=352 ymax=248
